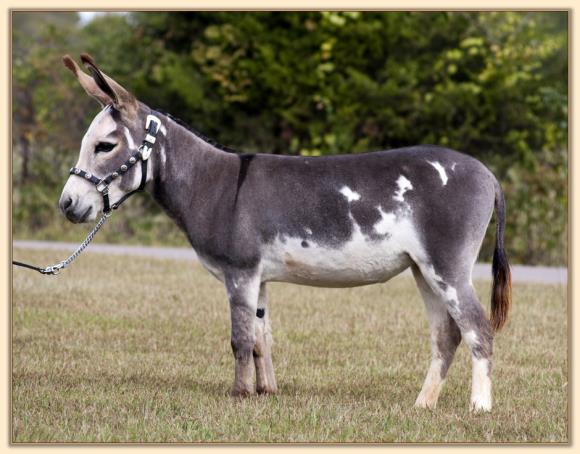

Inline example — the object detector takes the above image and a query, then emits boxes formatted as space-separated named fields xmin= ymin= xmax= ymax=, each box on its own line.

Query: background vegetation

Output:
xmin=12 ymin=11 xmax=568 ymax=265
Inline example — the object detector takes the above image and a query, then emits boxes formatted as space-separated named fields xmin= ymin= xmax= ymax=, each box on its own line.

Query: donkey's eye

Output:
xmin=95 ymin=142 xmax=116 ymax=153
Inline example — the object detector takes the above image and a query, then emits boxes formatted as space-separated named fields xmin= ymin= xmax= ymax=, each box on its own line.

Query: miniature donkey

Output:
xmin=59 ymin=54 xmax=511 ymax=412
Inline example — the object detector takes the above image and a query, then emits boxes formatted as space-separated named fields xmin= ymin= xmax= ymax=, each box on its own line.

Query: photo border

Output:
xmin=2 ymin=1 xmax=574 ymax=450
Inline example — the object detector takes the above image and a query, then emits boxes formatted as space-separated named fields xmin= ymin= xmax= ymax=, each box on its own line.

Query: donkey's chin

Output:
xmin=65 ymin=206 xmax=94 ymax=224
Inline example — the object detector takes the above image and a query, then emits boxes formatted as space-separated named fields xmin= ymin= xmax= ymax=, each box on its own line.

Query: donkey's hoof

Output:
xmin=230 ymin=388 xmax=255 ymax=398
xmin=414 ymin=394 xmax=437 ymax=410
xmin=256 ymin=385 xmax=277 ymax=395
xmin=470 ymin=398 xmax=492 ymax=413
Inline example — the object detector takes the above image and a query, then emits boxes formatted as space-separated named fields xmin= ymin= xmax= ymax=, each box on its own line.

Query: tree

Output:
xmin=11 ymin=11 xmax=568 ymax=264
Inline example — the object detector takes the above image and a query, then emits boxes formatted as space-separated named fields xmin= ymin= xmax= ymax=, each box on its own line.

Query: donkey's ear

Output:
xmin=80 ymin=53 xmax=138 ymax=118
xmin=62 ymin=54 xmax=111 ymax=106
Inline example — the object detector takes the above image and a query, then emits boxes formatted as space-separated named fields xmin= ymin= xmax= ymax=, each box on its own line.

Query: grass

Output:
xmin=11 ymin=248 xmax=568 ymax=443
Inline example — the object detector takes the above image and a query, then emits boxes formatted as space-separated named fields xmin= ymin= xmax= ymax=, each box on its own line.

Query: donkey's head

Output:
xmin=59 ymin=54 xmax=153 ymax=223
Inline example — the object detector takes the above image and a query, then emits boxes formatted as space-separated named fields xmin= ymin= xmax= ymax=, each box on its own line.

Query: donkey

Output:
xmin=59 ymin=54 xmax=511 ymax=412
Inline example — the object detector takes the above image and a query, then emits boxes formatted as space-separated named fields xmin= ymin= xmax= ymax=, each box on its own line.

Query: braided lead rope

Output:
xmin=38 ymin=213 xmax=110 ymax=275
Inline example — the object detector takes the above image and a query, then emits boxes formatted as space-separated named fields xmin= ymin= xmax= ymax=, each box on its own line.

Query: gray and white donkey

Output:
xmin=59 ymin=54 xmax=511 ymax=412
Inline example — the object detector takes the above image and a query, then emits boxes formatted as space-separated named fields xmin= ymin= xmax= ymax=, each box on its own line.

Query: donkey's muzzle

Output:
xmin=59 ymin=194 xmax=91 ymax=224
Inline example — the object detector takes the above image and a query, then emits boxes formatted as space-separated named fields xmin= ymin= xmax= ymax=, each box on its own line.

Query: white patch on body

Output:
xmin=417 ymin=263 xmax=460 ymax=314
xmin=471 ymin=358 xmax=492 ymax=412
xmin=428 ymin=161 xmax=449 ymax=186
xmin=304 ymin=228 xmax=313 ymax=235
xmin=339 ymin=186 xmax=361 ymax=202
xmin=123 ymin=126 xmax=137 ymax=150
xmin=158 ymin=145 xmax=166 ymax=165
xmin=373 ymin=207 xmax=397 ymax=235
xmin=159 ymin=123 xmax=168 ymax=136
xmin=393 ymin=175 xmax=413 ymax=202
xmin=451 ymin=162 xmax=457 ymax=171
xmin=443 ymin=286 xmax=459 ymax=312
xmin=463 ymin=330 xmax=479 ymax=349
xmin=260 ymin=211 xmax=422 ymax=287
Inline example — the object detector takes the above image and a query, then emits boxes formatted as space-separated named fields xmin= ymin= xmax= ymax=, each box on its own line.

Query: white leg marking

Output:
xmin=339 ymin=186 xmax=361 ymax=202
xmin=393 ymin=175 xmax=413 ymax=202
xmin=415 ymin=357 xmax=445 ymax=409
xmin=428 ymin=161 xmax=449 ymax=186
xmin=471 ymin=358 xmax=492 ymax=412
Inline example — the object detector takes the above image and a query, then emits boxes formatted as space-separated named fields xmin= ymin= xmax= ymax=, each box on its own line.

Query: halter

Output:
xmin=12 ymin=113 xmax=162 ymax=275
xmin=70 ymin=114 xmax=162 ymax=215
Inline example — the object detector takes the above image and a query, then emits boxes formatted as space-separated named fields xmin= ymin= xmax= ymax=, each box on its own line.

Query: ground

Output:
xmin=11 ymin=249 xmax=568 ymax=443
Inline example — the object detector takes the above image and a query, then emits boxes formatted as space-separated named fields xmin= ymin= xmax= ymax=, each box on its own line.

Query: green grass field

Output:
xmin=12 ymin=248 xmax=568 ymax=443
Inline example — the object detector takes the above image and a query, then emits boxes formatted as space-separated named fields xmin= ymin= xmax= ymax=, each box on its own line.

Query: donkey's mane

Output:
xmin=154 ymin=109 xmax=241 ymax=155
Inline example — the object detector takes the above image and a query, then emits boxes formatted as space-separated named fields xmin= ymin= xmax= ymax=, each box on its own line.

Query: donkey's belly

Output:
xmin=261 ymin=235 xmax=413 ymax=288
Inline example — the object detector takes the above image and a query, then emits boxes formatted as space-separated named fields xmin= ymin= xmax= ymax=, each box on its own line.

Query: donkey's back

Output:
xmin=233 ymin=146 xmax=498 ymax=289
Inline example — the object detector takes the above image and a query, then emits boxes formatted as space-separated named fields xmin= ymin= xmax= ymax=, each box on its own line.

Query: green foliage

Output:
xmin=12 ymin=11 xmax=568 ymax=265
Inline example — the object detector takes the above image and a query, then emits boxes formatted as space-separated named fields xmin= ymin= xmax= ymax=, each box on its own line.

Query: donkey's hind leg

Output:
xmin=254 ymin=283 xmax=277 ymax=394
xmin=414 ymin=261 xmax=494 ymax=412
xmin=412 ymin=265 xmax=462 ymax=409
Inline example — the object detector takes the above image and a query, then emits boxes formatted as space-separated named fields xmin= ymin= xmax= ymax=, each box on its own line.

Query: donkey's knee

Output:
xmin=454 ymin=296 xmax=494 ymax=361
xmin=230 ymin=325 xmax=256 ymax=397
xmin=253 ymin=284 xmax=277 ymax=394
xmin=227 ymin=276 xmax=260 ymax=397
xmin=230 ymin=317 xmax=256 ymax=397
xmin=231 ymin=334 xmax=256 ymax=361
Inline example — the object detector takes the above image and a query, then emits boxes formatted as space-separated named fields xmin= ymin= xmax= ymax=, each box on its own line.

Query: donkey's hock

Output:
xmin=61 ymin=54 xmax=511 ymax=412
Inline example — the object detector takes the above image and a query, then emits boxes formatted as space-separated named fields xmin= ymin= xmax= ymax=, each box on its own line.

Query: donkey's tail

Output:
xmin=490 ymin=179 xmax=512 ymax=332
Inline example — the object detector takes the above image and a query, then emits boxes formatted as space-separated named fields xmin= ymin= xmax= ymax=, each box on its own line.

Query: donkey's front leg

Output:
xmin=226 ymin=274 xmax=261 ymax=397
xmin=254 ymin=283 xmax=277 ymax=394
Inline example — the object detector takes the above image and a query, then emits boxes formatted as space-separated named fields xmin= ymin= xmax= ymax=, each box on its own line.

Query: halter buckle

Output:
xmin=146 ymin=115 xmax=162 ymax=134
xmin=96 ymin=180 xmax=109 ymax=194
xmin=140 ymin=145 xmax=152 ymax=161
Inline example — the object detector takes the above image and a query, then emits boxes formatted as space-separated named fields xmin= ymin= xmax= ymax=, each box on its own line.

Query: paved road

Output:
xmin=13 ymin=240 xmax=567 ymax=285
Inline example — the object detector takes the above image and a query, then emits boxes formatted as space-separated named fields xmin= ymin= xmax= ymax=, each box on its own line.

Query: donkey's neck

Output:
xmin=148 ymin=112 xmax=240 ymax=250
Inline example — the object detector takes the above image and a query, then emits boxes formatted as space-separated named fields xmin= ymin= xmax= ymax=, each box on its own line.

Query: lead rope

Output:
xmin=12 ymin=212 xmax=110 ymax=275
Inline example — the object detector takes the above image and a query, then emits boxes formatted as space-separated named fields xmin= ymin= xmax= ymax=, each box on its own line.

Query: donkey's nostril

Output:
xmin=59 ymin=195 xmax=75 ymax=216
xmin=62 ymin=196 xmax=73 ymax=210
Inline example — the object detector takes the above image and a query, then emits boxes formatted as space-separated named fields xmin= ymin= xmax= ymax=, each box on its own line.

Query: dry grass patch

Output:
xmin=12 ymin=249 xmax=567 ymax=443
